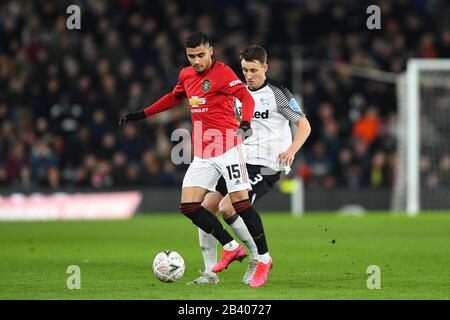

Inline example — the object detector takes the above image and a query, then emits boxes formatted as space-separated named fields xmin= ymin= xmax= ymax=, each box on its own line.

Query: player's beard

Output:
xmin=194 ymin=59 xmax=211 ymax=73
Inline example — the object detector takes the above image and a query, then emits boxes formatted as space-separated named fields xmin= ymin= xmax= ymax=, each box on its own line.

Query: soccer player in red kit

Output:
xmin=119 ymin=32 xmax=273 ymax=287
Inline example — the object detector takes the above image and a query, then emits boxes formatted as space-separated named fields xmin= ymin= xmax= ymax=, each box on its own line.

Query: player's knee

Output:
xmin=201 ymin=192 xmax=222 ymax=215
xmin=179 ymin=202 xmax=201 ymax=215
xmin=201 ymin=200 xmax=218 ymax=215
xmin=219 ymin=202 xmax=235 ymax=219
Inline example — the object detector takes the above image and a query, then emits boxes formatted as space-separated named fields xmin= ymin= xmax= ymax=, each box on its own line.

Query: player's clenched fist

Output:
xmin=118 ymin=110 xmax=146 ymax=125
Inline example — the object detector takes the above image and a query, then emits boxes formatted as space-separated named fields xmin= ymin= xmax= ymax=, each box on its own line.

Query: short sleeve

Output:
xmin=268 ymin=83 xmax=305 ymax=122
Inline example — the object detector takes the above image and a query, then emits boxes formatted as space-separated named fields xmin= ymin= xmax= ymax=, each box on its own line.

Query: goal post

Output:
xmin=392 ymin=59 xmax=450 ymax=215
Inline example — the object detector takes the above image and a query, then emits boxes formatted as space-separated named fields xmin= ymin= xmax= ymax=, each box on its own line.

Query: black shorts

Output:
xmin=215 ymin=164 xmax=281 ymax=203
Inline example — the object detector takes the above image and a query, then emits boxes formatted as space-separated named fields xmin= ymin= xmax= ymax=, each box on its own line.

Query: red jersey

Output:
xmin=144 ymin=60 xmax=255 ymax=158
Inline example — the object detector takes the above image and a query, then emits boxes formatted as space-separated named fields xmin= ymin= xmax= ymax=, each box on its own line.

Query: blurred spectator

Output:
xmin=353 ymin=106 xmax=381 ymax=145
xmin=439 ymin=155 xmax=450 ymax=186
xmin=96 ymin=132 xmax=117 ymax=160
xmin=321 ymin=118 xmax=340 ymax=159
xmin=111 ymin=152 xmax=129 ymax=186
xmin=0 ymin=166 xmax=8 ymax=186
xmin=5 ymin=143 xmax=28 ymax=183
xmin=119 ymin=125 xmax=146 ymax=161
xmin=29 ymin=139 xmax=60 ymax=188
xmin=91 ymin=160 xmax=113 ymax=189
xmin=305 ymin=141 xmax=335 ymax=188
xmin=369 ymin=151 xmax=390 ymax=188
xmin=125 ymin=163 xmax=142 ymax=186
xmin=141 ymin=149 xmax=162 ymax=185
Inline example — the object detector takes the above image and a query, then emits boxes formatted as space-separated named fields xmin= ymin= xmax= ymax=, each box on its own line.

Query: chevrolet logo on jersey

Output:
xmin=189 ymin=96 xmax=206 ymax=107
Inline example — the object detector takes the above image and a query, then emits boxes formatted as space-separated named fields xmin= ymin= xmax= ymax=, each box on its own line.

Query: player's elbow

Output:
xmin=297 ymin=117 xmax=311 ymax=137
xmin=304 ymin=117 xmax=311 ymax=137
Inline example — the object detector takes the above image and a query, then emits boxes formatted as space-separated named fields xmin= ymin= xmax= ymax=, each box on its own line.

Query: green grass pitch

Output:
xmin=0 ymin=212 xmax=449 ymax=300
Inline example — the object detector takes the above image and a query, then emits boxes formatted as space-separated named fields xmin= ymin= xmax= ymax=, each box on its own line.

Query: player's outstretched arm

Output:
xmin=118 ymin=92 xmax=185 ymax=126
xmin=119 ymin=68 xmax=187 ymax=126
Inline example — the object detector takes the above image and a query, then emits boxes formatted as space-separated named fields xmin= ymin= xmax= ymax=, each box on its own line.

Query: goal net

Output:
xmin=392 ymin=59 xmax=450 ymax=215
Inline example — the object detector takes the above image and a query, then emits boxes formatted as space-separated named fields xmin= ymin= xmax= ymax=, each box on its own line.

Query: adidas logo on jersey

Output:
xmin=253 ymin=110 xmax=269 ymax=119
xmin=234 ymin=179 xmax=241 ymax=185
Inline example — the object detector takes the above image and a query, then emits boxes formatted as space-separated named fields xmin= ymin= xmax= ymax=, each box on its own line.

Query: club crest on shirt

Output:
xmin=260 ymin=98 xmax=270 ymax=107
xmin=289 ymin=98 xmax=301 ymax=112
xmin=202 ymin=79 xmax=211 ymax=93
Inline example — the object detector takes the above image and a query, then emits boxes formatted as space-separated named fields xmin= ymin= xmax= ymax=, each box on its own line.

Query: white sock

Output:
xmin=198 ymin=228 xmax=217 ymax=275
xmin=259 ymin=252 xmax=271 ymax=264
xmin=228 ymin=215 xmax=258 ymax=260
xmin=223 ymin=240 xmax=239 ymax=251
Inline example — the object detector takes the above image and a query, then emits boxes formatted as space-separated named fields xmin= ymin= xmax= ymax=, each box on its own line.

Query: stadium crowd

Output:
xmin=1 ymin=0 xmax=450 ymax=191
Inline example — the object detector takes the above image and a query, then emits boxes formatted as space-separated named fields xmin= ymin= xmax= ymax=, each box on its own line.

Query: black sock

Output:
xmin=180 ymin=203 xmax=234 ymax=246
xmin=232 ymin=199 xmax=268 ymax=255
xmin=223 ymin=214 xmax=239 ymax=225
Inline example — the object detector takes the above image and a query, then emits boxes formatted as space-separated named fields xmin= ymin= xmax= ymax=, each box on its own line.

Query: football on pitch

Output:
xmin=152 ymin=250 xmax=185 ymax=282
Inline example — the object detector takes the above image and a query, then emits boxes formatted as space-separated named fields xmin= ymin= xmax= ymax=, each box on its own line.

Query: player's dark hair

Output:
xmin=240 ymin=45 xmax=267 ymax=64
xmin=185 ymin=31 xmax=210 ymax=48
